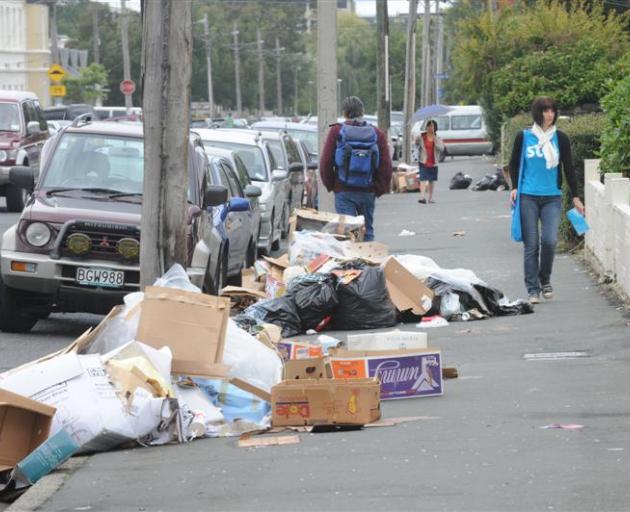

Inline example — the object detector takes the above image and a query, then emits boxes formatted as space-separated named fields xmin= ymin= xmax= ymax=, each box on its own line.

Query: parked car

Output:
xmin=0 ymin=91 xmax=49 ymax=212
xmin=0 ymin=119 xmax=233 ymax=332
xmin=250 ymin=129 xmax=305 ymax=228
xmin=94 ymin=107 xmax=142 ymax=121
xmin=46 ymin=120 xmax=71 ymax=136
xmin=412 ymin=105 xmax=494 ymax=160
xmin=203 ymin=145 xmax=262 ymax=281
xmin=295 ymin=138 xmax=318 ymax=209
xmin=42 ymin=104 xmax=96 ymax=121
xmin=250 ymin=121 xmax=319 ymax=161
xmin=195 ymin=128 xmax=289 ymax=255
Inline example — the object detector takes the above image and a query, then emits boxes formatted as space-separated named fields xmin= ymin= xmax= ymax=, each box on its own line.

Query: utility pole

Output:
xmin=92 ymin=3 xmax=100 ymax=64
xmin=121 ymin=0 xmax=133 ymax=112
xmin=140 ymin=0 xmax=193 ymax=287
xmin=420 ymin=0 xmax=431 ymax=108
xmin=49 ymin=0 xmax=60 ymax=65
xmin=376 ymin=0 xmax=390 ymax=135
xmin=202 ymin=13 xmax=215 ymax=118
xmin=435 ymin=3 xmax=445 ymax=104
xmin=294 ymin=66 xmax=301 ymax=116
xmin=257 ymin=27 xmax=265 ymax=115
xmin=317 ymin=0 xmax=337 ymax=213
xmin=232 ymin=23 xmax=242 ymax=116
xmin=275 ymin=37 xmax=283 ymax=115
xmin=402 ymin=0 xmax=418 ymax=164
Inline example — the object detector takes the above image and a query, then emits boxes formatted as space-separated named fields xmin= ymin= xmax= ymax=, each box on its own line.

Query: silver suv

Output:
xmin=0 ymin=120 xmax=231 ymax=332
xmin=195 ymin=128 xmax=289 ymax=255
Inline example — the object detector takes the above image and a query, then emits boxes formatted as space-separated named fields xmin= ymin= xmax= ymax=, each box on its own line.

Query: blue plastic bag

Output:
xmin=567 ymin=207 xmax=589 ymax=236
xmin=511 ymin=131 xmax=526 ymax=243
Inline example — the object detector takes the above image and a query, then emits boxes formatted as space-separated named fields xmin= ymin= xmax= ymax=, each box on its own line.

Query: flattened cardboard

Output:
xmin=137 ymin=287 xmax=231 ymax=377
xmin=329 ymin=348 xmax=443 ymax=400
xmin=347 ymin=330 xmax=428 ymax=351
xmin=0 ymin=390 xmax=55 ymax=472
xmin=276 ymin=341 xmax=324 ymax=361
xmin=283 ymin=358 xmax=331 ymax=380
xmin=383 ymin=257 xmax=434 ymax=315
xmin=342 ymin=241 xmax=389 ymax=264
xmin=289 ymin=208 xmax=365 ymax=242
xmin=271 ymin=378 xmax=380 ymax=427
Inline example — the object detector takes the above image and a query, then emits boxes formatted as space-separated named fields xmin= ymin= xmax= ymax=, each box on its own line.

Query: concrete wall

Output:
xmin=584 ymin=159 xmax=630 ymax=300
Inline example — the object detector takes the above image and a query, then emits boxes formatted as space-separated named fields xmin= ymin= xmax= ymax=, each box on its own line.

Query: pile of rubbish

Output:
xmin=0 ymin=208 xmax=530 ymax=502
xmin=471 ymin=169 xmax=509 ymax=191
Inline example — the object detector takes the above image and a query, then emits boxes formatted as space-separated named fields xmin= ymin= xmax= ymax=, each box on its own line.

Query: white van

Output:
xmin=412 ymin=105 xmax=493 ymax=161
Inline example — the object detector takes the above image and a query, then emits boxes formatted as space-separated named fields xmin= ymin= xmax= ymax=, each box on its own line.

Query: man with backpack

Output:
xmin=319 ymin=96 xmax=393 ymax=241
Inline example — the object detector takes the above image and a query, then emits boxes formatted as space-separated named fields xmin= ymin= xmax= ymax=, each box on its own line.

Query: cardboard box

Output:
xmin=283 ymin=358 xmax=332 ymax=380
xmin=261 ymin=255 xmax=289 ymax=299
xmin=137 ymin=287 xmax=231 ymax=377
xmin=276 ymin=340 xmax=324 ymax=361
xmin=393 ymin=172 xmax=408 ymax=193
xmin=383 ymin=257 xmax=434 ymax=315
xmin=404 ymin=170 xmax=420 ymax=191
xmin=329 ymin=348 xmax=443 ymax=400
xmin=0 ymin=354 xmax=144 ymax=453
xmin=342 ymin=241 xmax=389 ymax=265
xmin=347 ymin=330 xmax=428 ymax=351
xmin=289 ymin=208 xmax=365 ymax=242
xmin=271 ymin=378 xmax=381 ymax=427
xmin=0 ymin=389 xmax=55 ymax=472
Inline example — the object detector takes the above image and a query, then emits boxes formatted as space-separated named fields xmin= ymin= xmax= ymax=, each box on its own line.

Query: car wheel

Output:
xmin=246 ymin=237 xmax=257 ymax=268
xmin=5 ymin=184 xmax=27 ymax=213
xmin=0 ymin=278 xmax=38 ymax=333
xmin=280 ymin=203 xmax=291 ymax=239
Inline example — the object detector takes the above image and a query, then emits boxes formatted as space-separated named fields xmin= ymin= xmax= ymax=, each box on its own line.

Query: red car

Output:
xmin=0 ymin=91 xmax=49 ymax=211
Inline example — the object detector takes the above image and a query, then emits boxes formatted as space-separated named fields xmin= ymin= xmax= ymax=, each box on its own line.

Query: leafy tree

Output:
xmin=600 ymin=74 xmax=630 ymax=176
xmin=63 ymin=63 xmax=109 ymax=104
xmin=445 ymin=1 xmax=630 ymax=144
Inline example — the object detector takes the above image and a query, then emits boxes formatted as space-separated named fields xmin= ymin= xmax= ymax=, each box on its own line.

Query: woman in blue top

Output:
xmin=509 ymin=97 xmax=585 ymax=304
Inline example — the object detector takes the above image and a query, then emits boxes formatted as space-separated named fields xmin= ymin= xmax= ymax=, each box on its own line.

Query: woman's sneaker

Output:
xmin=542 ymin=284 xmax=553 ymax=299
xmin=529 ymin=293 xmax=540 ymax=304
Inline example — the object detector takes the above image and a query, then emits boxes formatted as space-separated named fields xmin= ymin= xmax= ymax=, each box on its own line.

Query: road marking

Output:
xmin=523 ymin=351 xmax=590 ymax=361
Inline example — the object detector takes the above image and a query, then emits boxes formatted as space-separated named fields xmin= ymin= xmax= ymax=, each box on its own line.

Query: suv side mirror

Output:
xmin=272 ymin=169 xmax=288 ymax=181
xmin=288 ymin=162 xmax=304 ymax=174
xmin=307 ymin=161 xmax=318 ymax=171
xmin=26 ymin=121 xmax=41 ymax=135
xmin=10 ymin=166 xmax=36 ymax=191
xmin=204 ymin=185 xmax=228 ymax=208
xmin=228 ymin=197 xmax=251 ymax=212
xmin=244 ymin=184 xmax=262 ymax=198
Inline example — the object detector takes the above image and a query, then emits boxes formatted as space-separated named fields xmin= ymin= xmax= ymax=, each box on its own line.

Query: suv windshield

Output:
xmin=203 ymin=140 xmax=268 ymax=182
xmin=0 ymin=103 xmax=21 ymax=132
xmin=41 ymin=133 xmax=144 ymax=193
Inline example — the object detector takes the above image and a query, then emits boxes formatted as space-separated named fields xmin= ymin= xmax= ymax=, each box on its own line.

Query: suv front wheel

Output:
xmin=5 ymin=185 xmax=27 ymax=213
xmin=0 ymin=278 xmax=38 ymax=332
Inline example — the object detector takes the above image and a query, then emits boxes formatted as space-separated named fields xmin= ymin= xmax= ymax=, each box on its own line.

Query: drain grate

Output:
xmin=523 ymin=351 xmax=590 ymax=361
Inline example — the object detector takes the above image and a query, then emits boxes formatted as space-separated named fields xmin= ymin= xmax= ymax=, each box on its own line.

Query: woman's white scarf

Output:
xmin=531 ymin=123 xmax=559 ymax=170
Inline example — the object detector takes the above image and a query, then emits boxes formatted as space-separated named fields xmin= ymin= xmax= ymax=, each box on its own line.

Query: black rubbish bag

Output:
xmin=287 ymin=273 xmax=338 ymax=332
xmin=472 ymin=283 xmax=534 ymax=316
xmin=333 ymin=265 xmax=397 ymax=330
xmin=449 ymin=172 xmax=473 ymax=190
xmin=471 ymin=174 xmax=495 ymax=191
xmin=244 ymin=297 xmax=302 ymax=338
xmin=231 ymin=313 xmax=260 ymax=335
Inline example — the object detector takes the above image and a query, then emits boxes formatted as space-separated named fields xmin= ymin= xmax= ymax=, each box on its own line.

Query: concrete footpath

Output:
xmin=16 ymin=156 xmax=630 ymax=512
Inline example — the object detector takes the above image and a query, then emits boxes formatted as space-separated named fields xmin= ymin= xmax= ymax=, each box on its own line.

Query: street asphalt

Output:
xmin=1 ymin=156 xmax=629 ymax=512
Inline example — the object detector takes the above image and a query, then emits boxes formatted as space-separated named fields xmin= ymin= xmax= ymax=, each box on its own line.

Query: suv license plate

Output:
xmin=76 ymin=267 xmax=125 ymax=288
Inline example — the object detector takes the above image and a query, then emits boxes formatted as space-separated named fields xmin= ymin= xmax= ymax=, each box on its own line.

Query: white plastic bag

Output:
xmin=153 ymin=264 xmax=201 ymax=293
xmin=439 ymin=292 xmax=461 ymax=319
xmin=393 ymin=254 xmax=440 ymax=280
xmin=289 ymin=231 xmax=346 ymax=266
xmin=222 ymin=319 xmax=283 ymax=395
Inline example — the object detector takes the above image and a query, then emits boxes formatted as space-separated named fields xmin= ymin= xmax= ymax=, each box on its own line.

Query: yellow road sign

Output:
xmin=49 ymin=85 xmax=66 ymax=97
xmin=48 ymin=64 xmax=66 ymax=83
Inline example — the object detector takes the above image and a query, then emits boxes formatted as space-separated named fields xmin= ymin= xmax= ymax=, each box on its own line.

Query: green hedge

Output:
xmin=600 ymin=74 xmax=630 ymax=177
xmin=502 ymin=113 xmax=605 ymax=247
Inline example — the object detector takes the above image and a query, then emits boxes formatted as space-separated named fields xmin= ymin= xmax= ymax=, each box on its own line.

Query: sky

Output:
xmin=94 ymin=0 xmax=448 ymax=17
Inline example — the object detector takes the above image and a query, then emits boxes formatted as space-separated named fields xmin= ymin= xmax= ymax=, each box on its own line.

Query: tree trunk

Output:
xmin=140 ymin=0 xmax=192 ymax=288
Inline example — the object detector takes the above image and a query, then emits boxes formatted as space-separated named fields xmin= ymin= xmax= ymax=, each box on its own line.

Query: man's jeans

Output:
xmin=335 ymin=191 xmax=375 ymax=241
xmin=520 ymin=194 xmax=562 ymax=295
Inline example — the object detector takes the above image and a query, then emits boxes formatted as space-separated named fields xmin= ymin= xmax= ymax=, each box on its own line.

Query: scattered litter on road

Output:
xmin=238 ymin=433 xmax=300 ymax=448
xmin=398 ymin=229 xmax=416 ymax=236
xmin=524 ymin=351 xmax=590 ymax=361
xmin=607 ymin=448 xmax=624 ymax=452
xmin=442 ymin=367 xmax=459 ymax=379
xmin=539 ymin=424 xmax=584 ymax=430
xmin=452 ymin=230 xmax=466 ymax=237
xmin=416 ymin=315 xmax=449 ymax=328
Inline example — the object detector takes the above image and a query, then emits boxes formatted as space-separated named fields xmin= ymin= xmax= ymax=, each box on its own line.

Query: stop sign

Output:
xmin=120 ymin=79 xmax=136 ymax=96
